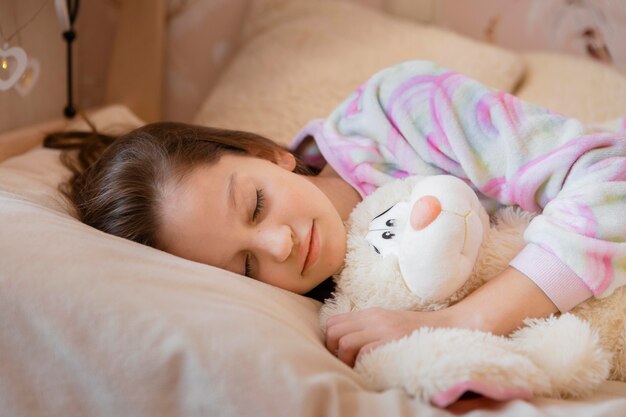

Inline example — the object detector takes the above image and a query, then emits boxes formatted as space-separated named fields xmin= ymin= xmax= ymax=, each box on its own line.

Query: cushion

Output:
xmin=515 ymin=52 xmax=626 ymax=123
xmin=194 ymin=0 xmax=525 ymax=146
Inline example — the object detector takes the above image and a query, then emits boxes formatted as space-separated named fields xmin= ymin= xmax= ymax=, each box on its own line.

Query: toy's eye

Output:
xmin=382 ymin=231 xmax=395 ymax=239
xmin=385 ymin=219 xmax=396 ymax=227
xmin=371 ymin=245 xmax=380 ymax=255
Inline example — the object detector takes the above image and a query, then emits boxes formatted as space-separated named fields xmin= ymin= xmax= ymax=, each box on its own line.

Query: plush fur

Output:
xmin=321 ymin=176 xmax=623 ymax=405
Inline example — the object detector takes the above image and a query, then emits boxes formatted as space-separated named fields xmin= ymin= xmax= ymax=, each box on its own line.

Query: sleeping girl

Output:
xmin=45 ymin=60 xmax=626 ymax=368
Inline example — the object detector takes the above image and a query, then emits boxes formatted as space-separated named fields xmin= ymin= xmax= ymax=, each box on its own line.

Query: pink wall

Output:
xmin=435 ymin=0 xmax=625 ymax=71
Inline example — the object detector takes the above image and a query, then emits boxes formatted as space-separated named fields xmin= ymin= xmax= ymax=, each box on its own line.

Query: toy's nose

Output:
xmin=410 ymin=195 xmax=442 ymax=230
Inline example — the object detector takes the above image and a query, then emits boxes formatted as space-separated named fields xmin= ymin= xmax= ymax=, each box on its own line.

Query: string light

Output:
xmin=0 ymin=0 xmax=50 ymax=46
xmin=1 ymin=41 xmax=7 ymax=70
xmin=0 ymin=1 xmax=48 ymax=92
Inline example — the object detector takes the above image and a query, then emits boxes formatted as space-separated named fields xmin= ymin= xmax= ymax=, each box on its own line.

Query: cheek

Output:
xmin=323 ymin=215 xmax=347 ymax=272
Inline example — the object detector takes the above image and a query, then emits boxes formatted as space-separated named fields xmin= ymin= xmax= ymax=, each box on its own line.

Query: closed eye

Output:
xmin=244 ymin=253 xmax=252 ymax=277
xmin=253 ymin=188 xmax=265 ymax=222
xmin=244 ymin=189 xmax=265 ymax=278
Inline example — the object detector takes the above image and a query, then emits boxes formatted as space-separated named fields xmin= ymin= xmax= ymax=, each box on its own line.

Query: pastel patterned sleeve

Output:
xmin=311 ymin=60 xmax=626 ymax=312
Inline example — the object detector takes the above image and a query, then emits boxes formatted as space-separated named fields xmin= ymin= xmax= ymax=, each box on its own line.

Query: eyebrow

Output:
xmin=226 ymin=174 xmax=244 ymax=275
xmin=228 ymin=173 xmax=237 ymax=211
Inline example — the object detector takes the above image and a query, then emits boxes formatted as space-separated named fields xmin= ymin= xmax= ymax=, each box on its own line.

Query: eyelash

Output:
xmin=245 ymin=188 xmax=265 ymax=277
xmin=244 ymin=254 xmax=252 ymax=277
xmin=252 ymin=188 xmax=265 ymax=222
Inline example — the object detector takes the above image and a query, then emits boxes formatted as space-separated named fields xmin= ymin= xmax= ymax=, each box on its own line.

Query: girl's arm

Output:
xmin=315 ymin=61 xmax=626 ymax=366
xmin=326 ymin=267 xmax=558 ymax=367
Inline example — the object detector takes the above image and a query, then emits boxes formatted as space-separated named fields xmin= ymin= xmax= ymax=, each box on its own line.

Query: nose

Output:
xmin=410 ymin=195 xmax=442 ymax=230
xmin=253 ymin=224 xmax=295 ymax=263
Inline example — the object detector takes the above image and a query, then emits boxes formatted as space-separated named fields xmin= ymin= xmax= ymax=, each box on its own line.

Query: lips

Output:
xmin=302 ymin=221 xmax=320 ymax=274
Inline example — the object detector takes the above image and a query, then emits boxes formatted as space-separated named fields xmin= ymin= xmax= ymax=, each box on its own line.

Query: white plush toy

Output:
xmin=321 ymin=175 xmax=625 ymax=407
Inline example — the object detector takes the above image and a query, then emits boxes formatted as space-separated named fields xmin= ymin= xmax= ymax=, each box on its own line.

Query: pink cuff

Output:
xmin=509 ymin=243 xmax=593 ymax=312
xmin=432 ymin=380 xmax=532 ymax=408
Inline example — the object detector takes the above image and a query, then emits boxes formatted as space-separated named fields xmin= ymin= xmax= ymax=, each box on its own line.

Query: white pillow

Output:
xmin=194 ymin=0 xmax=525 ymax=146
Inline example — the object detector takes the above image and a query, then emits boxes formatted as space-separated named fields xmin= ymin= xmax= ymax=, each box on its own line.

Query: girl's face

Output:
xmin=158 ymin=152 xmax=347 ymax=294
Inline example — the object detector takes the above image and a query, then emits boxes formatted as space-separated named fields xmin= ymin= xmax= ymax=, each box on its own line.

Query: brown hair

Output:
xmin=44 ymin=121 xmax=313 ymax=249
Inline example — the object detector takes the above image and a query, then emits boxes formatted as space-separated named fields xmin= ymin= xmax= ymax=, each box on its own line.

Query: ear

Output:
xmin=273 ymin=150 xmax=297 ymax=172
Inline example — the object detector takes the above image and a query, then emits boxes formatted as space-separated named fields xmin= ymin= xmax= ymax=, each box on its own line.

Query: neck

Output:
xmin=309 ymin=164 xmax=362 ymax=221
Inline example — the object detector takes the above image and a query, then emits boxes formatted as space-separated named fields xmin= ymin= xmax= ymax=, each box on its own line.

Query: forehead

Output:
xmin=157 ymin=158 xmax=234 ymax=261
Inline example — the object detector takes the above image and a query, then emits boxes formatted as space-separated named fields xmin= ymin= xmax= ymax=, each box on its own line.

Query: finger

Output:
xmin=325 ymin=317 xmax=367 ymax=354
xmin=336 ymin=330 xmax=378 ymax=367
xmin=326 ymin=307 xmax=383 ymax=327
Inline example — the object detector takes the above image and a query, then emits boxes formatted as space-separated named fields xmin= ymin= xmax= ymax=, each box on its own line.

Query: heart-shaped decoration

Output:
xmin=0 ymin=45 xmax=27 ymax=91
xmin=14 ymin=57 xmax=41 ymax=97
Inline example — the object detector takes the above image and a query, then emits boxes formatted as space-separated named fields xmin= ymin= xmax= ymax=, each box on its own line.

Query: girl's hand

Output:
xmin=325 ymin=267 xmax=559 ymax=367
xmin=325 ymin=307 xmax=451 ymax=367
